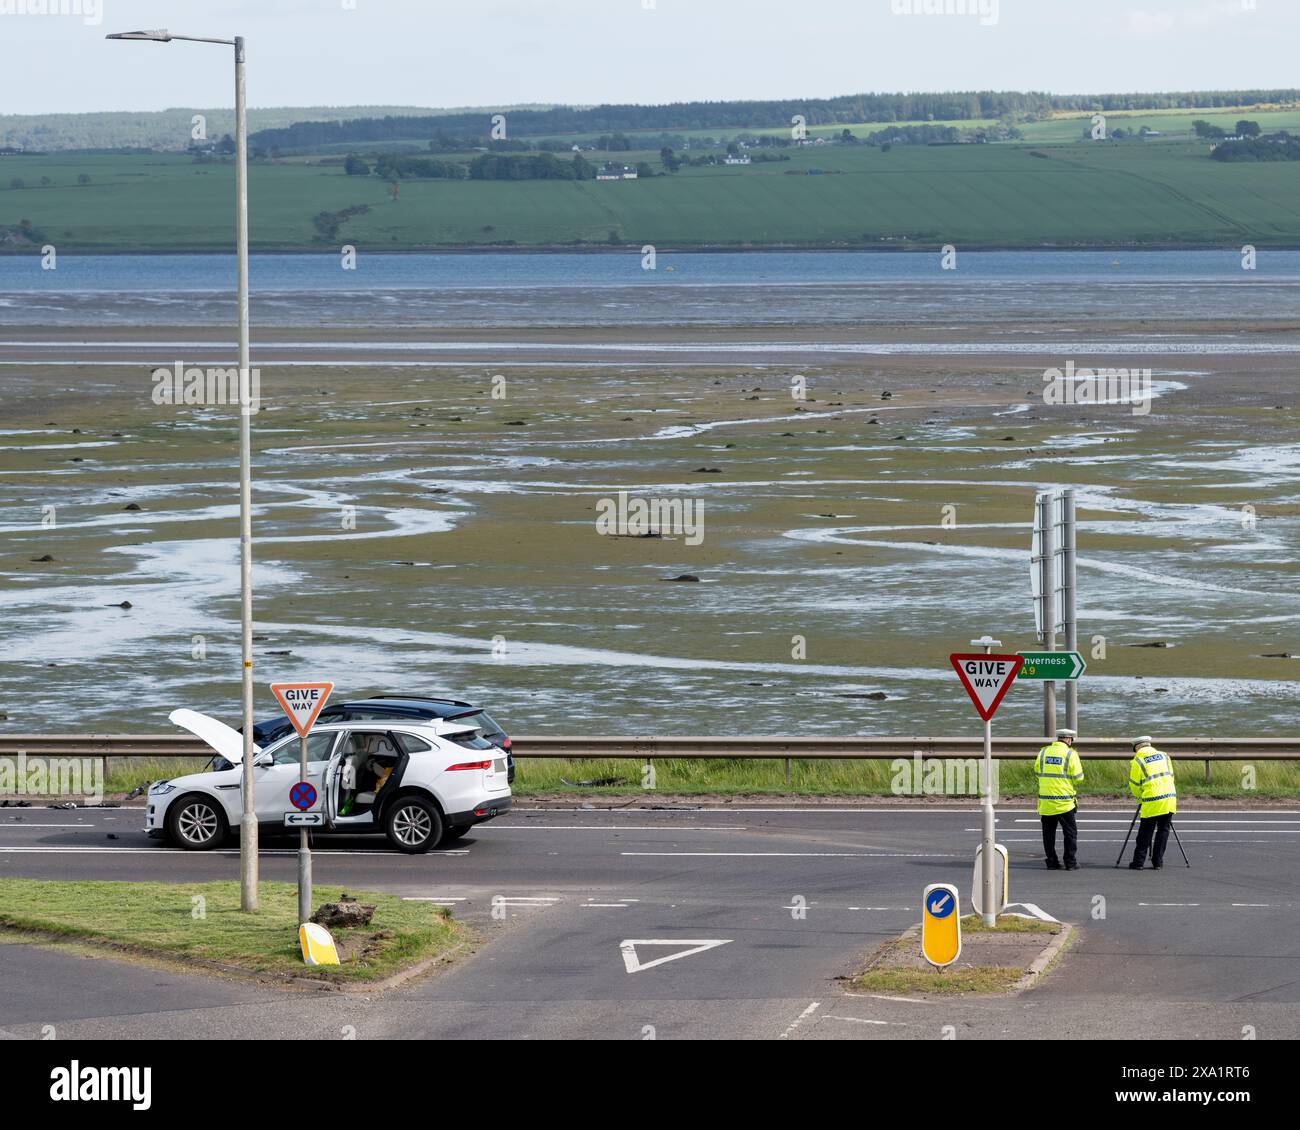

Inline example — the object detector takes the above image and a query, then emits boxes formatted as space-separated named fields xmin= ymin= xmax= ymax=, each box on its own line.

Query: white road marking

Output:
xmin=999 ymin=838 xmax=1288 ymax=844
xmin=1015 ymin=818 xmax=1300 ymax=825
xmin=824 ymin=1015 xmax=899 ymax=1027
xmin=869 ymin=994 xmax=933 ymax=1004
xmin=1231 ymin=903 xmax=1273 ymax=908
xmin=1005 ymin=902 xmax=1060 ymax=922
xmin=582 ymin=903 xmax=630 ymax=908
xmin=621 ymin=852 xmax=949 ymax=858
xmin=1138 ymin=902 xmax=1201 ymax=907
xmin=779 ymin=1001 xmax=820 ymax=1039
xmin=478 ymin=825 xmax=742 ymax=831
xmin=494 ymin=896 xmax=559 ymax=904
xmin=0 ymin=846 xmax=468 ymax=856
xmin=620 ymin=938 xmax=732 ymax=974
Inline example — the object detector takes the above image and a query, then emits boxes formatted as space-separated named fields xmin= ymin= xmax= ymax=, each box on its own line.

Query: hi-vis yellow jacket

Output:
xmin=1128 ymin=747 xmax=1177 ymax=817
xmin=1034 ymin=741 xmax=1084 ymax=816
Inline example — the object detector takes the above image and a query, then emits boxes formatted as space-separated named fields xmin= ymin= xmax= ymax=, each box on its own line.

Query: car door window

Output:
xmin=270 ymin=730 xmax=337 ymax=766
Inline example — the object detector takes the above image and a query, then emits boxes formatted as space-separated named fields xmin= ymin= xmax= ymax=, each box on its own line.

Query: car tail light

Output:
xmin=447 ymin=760 xmax=492 ymax=771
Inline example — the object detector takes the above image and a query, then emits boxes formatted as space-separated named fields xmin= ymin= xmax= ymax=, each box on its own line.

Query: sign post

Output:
xmin=949 ymin=640 xmax=1023 ymax=927
xmin=269 ymin=680 xmax=334 ymax=926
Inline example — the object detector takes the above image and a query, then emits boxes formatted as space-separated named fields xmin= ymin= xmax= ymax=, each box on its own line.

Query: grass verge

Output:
xmin=509 ymin=757 xmax=1300 ymax=798
xmin=0 ymin=879 xmax=468 ymax=983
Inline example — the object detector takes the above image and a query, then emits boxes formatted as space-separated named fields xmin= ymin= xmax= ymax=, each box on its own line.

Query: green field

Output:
xmin=4 ymin=126 xmax=1300 ymax=250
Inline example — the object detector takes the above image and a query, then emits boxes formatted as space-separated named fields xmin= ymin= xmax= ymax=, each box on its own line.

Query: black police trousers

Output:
xmin=1041 ymin=807 xmax=1078 ymax=867
xmin=1133 ymin=812 xmax=1173 ymax=867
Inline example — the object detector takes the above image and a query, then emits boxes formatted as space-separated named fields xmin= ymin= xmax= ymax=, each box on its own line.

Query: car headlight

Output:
xmin=148 ymin=781 xmax=176 ymax=797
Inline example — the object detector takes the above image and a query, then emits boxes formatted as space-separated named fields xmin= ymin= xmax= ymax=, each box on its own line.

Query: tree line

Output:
xmin=249 ymin=90 xmax=1300 ymax=153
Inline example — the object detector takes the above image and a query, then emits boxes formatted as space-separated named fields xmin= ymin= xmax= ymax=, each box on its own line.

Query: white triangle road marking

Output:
xmin=619 ymin=938 xmax=732 ymax=974
xmin=1004 ymin=902 xmax=1059 ymax=923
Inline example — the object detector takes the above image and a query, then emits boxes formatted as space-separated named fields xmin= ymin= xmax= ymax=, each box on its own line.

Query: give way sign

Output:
xmin=269 ymin=681 xmax=335 ymax=737
xmin=948 ymin=654 xmax=1024 ymax=721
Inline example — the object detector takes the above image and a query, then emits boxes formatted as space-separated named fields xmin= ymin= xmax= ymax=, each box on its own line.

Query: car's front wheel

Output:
xmin=384 ymin=795 xmax=443 ymax=853
xmin=167 ymin=794 xmax=228 ymax=850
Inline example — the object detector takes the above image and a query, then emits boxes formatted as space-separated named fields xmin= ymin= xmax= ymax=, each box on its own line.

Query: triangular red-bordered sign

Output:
xmin=269 ymin=681 xmax=335 ymax=737
xmin=948 ymin=654 xmax=1024 ymax=721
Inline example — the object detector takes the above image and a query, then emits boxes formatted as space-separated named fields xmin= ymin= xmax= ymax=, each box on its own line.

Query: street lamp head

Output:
xmin=970 ymin=635 xmax=1002 ymax=648
xmin=106 ymin=29 xmax=173 ymax=42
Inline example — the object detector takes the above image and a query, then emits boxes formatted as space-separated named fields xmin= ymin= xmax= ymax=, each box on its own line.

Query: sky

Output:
xmin=1 ymin=0 xmax=1297 ymax=116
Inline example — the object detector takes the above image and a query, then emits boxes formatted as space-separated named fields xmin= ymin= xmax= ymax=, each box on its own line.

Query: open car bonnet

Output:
xmin=169 ymin=708 xmax=260 ymax=764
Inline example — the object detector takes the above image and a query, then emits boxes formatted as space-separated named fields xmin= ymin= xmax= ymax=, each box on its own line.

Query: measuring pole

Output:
xmin=978 ymin=636 xmax=997 ymax=927
xmin=1037 ymin=494 xmax=1057 ymax=738
xmin=1062 ymin=490 xmax=1079 ymax=734
xmin=298 ymin=729 xmax=312 ymax=925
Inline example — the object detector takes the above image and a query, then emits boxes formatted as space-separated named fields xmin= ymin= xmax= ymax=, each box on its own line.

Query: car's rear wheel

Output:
xmin=385 ymin=796 xmax=443 ymax=853
xmin=167 ymin=794 xmax=227 ymax=850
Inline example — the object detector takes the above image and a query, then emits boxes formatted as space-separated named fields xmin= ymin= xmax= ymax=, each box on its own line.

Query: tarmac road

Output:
xmin=1 ymin=804 xmax=1297 ymax=1040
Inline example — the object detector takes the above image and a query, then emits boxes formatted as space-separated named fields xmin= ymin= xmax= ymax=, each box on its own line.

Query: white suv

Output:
xmin=147 ymin=709 xmax=512 ymax=853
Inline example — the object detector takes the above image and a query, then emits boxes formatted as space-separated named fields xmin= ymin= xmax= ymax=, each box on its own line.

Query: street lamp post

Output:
xmin=107 ymin=30 xmax=259 ymax=912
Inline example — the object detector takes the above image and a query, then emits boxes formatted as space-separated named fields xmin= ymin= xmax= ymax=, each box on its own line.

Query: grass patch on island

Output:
xmin=0 ymin=879 xmax=468 ymax=983
xmin=851 ymin=962 xmax=1026 ymax=995
xmin=848 ymin=917 xmax=1065 ymax=995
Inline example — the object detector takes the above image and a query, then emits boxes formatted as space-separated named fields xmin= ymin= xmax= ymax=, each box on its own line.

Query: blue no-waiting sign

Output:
xmin=290 ymin=781 xmax=317 ymax=811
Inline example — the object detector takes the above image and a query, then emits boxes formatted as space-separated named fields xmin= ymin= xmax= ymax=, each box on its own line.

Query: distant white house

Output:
xmin=724 ymin=154 xmax=751 ymax=165
xmin=597 ymin=163 xmax=638 ymax=180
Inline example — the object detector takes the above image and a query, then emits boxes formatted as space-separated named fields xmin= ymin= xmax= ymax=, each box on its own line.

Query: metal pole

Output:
xmin=298 ymin=730 xmax=312 ymax=924
xmin=1062 ymin=490 xmax=1078 ymax=734
xmin=234 ymin=35 xmax=259 ymax=913
xmin=1039 ymin=494 xmax=1057 ymax=738
xmin=979 ymin=637 xmax=997 ymax=927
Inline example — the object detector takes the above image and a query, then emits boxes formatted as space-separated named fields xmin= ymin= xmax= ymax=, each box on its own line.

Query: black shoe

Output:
xmin=1046 ymin=861 xmax=1062 ymax=870
xmin=1064 ymin=862 xmax=1079 ymax=871
xmin=1128 ymin=861 xmax=1144 ymax=870
xmin=1151 ymin=863 xmax=1164 ymax=870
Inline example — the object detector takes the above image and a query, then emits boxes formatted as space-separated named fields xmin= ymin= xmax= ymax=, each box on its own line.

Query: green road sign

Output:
xmin=1016 ymin=651 xmax=1086 ymax=680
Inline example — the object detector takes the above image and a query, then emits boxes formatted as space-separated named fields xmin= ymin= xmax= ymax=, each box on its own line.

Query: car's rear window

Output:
xmin=392 ymin=733 xmax=433 ymax=754
xmin=467 ymin=711 xmax=506 ymax=735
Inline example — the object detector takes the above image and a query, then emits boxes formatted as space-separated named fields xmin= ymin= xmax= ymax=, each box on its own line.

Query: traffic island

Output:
xmin=847 ymin=914 xmax=1073 ymax=996
xmin=0 ymin=879 xmax=472 ymax=988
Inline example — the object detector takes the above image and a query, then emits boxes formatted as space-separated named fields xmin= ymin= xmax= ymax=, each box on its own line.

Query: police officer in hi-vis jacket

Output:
xmin=1127 ymin=736 xmax=1177 ymax=870
xmin=1034 ymin=727 xmax=1084 ymax=870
